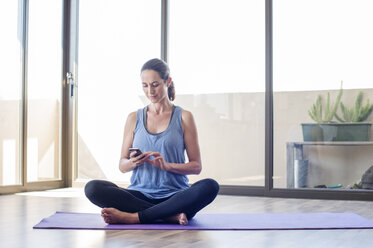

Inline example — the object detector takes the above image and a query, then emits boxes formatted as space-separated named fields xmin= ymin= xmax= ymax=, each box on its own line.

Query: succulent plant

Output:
xmin=335 ymin=91 xmax=373 ymax=122
xmin=308 ymin=87 xmax=343 ymax=123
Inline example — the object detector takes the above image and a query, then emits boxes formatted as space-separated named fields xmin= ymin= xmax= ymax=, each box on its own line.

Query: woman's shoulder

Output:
xmin=128 ymin=110 xmax=138 ymax=119
xmin=179 ymin=107 xmax=197 ymax=134
xmin=126 ymin=111 xmax=138 ymax=125
xmin=181 ymin=108 xmax=192 ymax=118
xmin=180 ymin=108 xmax=195 ymax=125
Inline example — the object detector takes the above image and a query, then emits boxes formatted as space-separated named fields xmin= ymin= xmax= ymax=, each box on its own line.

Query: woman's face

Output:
xmin=141 ymin=69 xmax=169 ymax=103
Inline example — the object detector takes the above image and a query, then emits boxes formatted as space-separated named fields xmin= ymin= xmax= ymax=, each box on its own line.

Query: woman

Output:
xmin=85 ymin=58 xmax=219 ymax=225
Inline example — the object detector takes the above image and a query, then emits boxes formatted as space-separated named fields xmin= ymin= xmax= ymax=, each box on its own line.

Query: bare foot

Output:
xmin=101 ymin=208 xmax=140 ymax=224
xmin=166 ymin=213 xmax=188 ymax=225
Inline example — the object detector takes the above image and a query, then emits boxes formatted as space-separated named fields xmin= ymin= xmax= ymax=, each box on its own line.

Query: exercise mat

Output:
xmin=33 ymin=212 xmax=373 ymax=230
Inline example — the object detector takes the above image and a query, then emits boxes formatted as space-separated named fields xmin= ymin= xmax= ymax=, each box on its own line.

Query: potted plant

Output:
xmin=333 ymin=91 xmax=373 ymax=141
xmin=302 ymin=86 xmax=373 ymax=141
xmin=335 ymin=91 xmax=373 ymax=122
xmin=302 ymin=86 xmax=343 ymax=141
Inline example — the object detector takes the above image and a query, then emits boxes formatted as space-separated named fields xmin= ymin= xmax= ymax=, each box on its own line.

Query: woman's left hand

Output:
xmin=146 ymin=152 xmax=171 ymax=172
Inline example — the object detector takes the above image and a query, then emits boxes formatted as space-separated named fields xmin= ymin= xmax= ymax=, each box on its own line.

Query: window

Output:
xmin=169 ymin=0 xmax=265 ymax=186
xmin=27 ymin=0 xmax=63 ymax=182
xmin=273 ymin=0 xmax=373 ymax=190
xmin=0 ymin=0 xmax=22 ymax=186
xmin=0 ymin=0 xmax=64 ymax=192
xmin=77 ymin=0 xmax=161 ymax=183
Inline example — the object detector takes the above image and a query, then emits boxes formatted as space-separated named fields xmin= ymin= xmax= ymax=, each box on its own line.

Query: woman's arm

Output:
xmin=147 ymin=110 xmax=202 ymax=175
xmin=118 ymin=111 xmax=141 ymax=173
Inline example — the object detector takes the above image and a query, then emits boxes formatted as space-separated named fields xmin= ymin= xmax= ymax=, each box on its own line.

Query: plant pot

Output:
xmin=301 ymin=123 xmax=372 ymax=141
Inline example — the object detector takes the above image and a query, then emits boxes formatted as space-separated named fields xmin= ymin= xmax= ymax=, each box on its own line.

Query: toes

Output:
xmin=179 ymin=215 xmax=188 ymax=225
xmin=103 ymin=216 xmax=110 ymax=223
xmin=101 ymin=208 xmax=110 ymax=215
xmin=179 ymin=219 xmax=188 ymax=225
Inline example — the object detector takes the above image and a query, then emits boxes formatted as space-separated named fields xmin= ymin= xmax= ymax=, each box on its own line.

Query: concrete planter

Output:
xmin=301 ymin=123 xmax=372 ymax=141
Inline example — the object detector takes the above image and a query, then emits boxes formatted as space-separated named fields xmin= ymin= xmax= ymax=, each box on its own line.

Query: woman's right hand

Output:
xmin=129 ymin=151 xmax=152 ymax=168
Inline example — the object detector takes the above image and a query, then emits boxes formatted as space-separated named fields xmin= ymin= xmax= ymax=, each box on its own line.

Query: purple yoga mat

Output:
xmin=33 ymin=212 xmax=373 ymax=230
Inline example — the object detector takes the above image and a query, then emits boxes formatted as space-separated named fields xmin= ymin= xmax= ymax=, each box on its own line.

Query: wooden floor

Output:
xmin=1 ymin=188 xmax=373 ymax=248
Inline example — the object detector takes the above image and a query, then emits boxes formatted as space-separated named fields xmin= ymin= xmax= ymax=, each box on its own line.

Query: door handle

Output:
xmin=66 ymin=72 xmax=77 ymax=97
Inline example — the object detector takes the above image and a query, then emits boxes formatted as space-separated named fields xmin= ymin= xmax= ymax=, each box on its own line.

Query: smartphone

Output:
xmin=129 ymin=148 xmax=142 ymax=157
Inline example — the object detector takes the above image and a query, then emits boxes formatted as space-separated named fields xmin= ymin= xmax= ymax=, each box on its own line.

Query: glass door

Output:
xmin=75 ymin=0 xmax=161 ymax=184
xmin=273 ymin=0 xmax=373 ymax=191
xmin=169 ymin=0 xmax=265 ymax=186
xmin=0 ymin=0 xmax=22 ymax=187
xmin=0 ymin=0 xmax=65 ymax=194
xmin=27 ymin=0 xmax=63 ymax=183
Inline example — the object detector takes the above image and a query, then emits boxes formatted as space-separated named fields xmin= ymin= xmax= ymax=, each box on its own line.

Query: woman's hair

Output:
xmin=141 ymin=58 xmax=175 ymax=101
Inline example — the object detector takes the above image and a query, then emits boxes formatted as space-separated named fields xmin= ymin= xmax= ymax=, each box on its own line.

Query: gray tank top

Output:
xmin=127 ymin=105 xmax=190 ymax=199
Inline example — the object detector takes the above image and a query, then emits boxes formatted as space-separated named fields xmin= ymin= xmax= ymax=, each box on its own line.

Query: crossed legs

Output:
xmin=84 ymin=178 xmax=219 ymax=225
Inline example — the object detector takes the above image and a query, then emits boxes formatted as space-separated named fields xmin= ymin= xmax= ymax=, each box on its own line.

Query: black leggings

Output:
xmin=84 ymin=178 xmax=219 ymax=223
